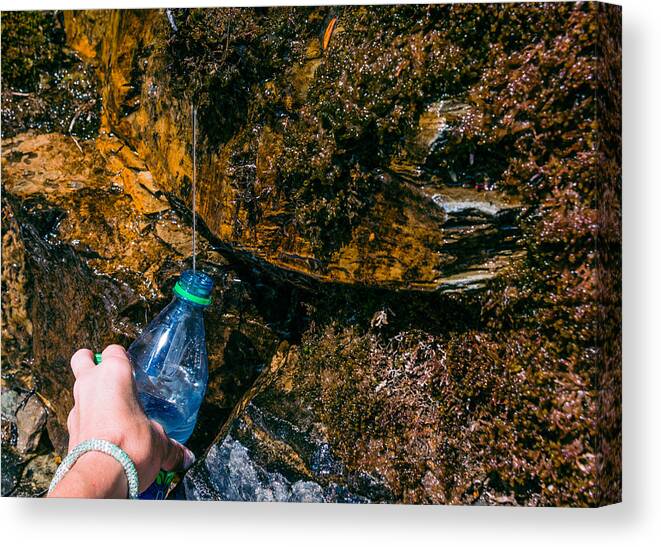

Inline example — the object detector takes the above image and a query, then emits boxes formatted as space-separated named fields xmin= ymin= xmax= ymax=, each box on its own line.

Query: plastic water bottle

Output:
xmin=128 ymin=269 xmax=214 ymax=499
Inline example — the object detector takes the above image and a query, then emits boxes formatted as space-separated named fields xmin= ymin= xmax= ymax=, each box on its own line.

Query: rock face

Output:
xmin=2 ymin=3 xmax=621 ymax=506
xmin=1 ymin=132 xmax=289 ymax=456
xmin=63 ymin=8 xmax=523 ymax=292
xmin=178 ymin=343 xmax=389 ymax=502
xmin=173 ymin=3 xmax=621 ymax=507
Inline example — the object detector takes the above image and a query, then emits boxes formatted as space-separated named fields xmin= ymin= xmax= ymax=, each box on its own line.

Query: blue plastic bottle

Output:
xmin=128 ymin=269 xmax=214 ymax=499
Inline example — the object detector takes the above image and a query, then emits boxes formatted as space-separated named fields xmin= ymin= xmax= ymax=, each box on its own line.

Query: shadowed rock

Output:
xmin=16 ymin=395 xmax=48 ymax=454
xmin=177 ymin=343 xmax=392 ymax=503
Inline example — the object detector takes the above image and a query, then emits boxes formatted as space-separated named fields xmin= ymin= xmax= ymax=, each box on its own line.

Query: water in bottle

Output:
xmin=128 ymin=268 xmax=214 ymax=498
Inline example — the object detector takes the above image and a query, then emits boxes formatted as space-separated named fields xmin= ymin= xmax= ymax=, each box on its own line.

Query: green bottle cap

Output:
xmin=172 ymin=270 xmax=214 ymax=306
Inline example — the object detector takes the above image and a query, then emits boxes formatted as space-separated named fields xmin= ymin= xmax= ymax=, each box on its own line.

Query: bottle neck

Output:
xmin=173 ymin=278 xmax=212 ymax=307
xmin=172 ymin=294 xmax=208 ymax=310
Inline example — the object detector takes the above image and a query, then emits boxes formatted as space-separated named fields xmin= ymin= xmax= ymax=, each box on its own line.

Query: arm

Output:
xmin=50 ymin=453 xmax=128 ymax=499
xmin=48 ymin=344 xmax=195 ymax=499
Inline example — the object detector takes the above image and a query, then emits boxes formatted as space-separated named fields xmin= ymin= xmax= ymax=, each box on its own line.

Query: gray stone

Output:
xmin=16 ymin=395 xmax=48 ymax=454
xmin=1 ymin=387 xmax=22 ymax=445
xmin=1 ymin=387 xmax=22 ymax=421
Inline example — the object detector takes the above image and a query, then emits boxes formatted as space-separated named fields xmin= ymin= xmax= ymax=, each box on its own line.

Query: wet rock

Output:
xmin=63 ymin=8 xmax=522 ymax=292
xmin=182 ymin=435 xmax=367 ymax=503
xmin=391 ymin=99 xmax=473 ymax=184
xmin=16 ymin=395 xmax=48 ymax=454
xmin=0 ymin=11 xmax=100 ymax=139
xmin=2 ymin=132 xmax=290 ymax=456
xmin=3 ymin=3 xmax=621 ymax=507
xmin=12 ymin=453 xmax=60 ymax=498
xmin=178 ymin=343 xmax=392 ymax=503
xmin=1 ymin=447 xmax=23 ymax=496
xmin=1 ymin=387 xmax=22 ymax=423
xmin=1 ymin=387 xmax=22 ymax=445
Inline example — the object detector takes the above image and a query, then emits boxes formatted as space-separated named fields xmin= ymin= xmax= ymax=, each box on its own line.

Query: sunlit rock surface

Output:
xmin=1 ymin=133 xmax=285 ymax=455
xmin=63 ymin=8 xmax=523 ymax=292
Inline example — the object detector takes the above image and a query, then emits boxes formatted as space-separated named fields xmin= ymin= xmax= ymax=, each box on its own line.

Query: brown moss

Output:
xmin=161 ymin=3 xmax=620 ymax=505
xmin=594 ymin=2 xmax=622 ymax=505
xmin=1 ymin=11 xmax=67 ymax=91
xmin=292 ymin=322 xmax=596 ymax=506
xmin=284 ymin=5 xmax=620 ymax=505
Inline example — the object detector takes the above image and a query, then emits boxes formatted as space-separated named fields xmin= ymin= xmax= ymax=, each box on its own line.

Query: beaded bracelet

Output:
xmin=48 ymin=438 xmax=140 ymax=499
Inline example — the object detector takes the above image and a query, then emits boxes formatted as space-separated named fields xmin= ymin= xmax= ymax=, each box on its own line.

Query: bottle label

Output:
xmin=138 ymin=470 xmax=176 ymax=500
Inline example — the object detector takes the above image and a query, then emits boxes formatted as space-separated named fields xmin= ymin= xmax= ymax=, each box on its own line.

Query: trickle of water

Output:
xmin=192 ymin=104 xmax=197 ymax=273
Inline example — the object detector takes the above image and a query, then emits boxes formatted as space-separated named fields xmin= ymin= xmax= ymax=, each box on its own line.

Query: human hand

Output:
xmin=48 ymin=344 xmax=195 ymax=498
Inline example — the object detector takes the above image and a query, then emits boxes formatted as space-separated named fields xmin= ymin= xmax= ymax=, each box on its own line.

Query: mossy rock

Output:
xmin=1 ymin=133 xmax=288 ymax=455
xmin=1 ymin=11 xmax=100 ymax=138
xmin=63 ymin=7 xmax=526 ymax=291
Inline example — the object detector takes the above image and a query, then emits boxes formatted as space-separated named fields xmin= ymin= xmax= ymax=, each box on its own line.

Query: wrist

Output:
xmin=50 ymin=451 xmax=129 ymax=499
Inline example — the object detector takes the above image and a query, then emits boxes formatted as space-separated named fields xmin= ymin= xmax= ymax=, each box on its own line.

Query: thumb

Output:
xmin=161 ymin=437 xmax=196 ymax=472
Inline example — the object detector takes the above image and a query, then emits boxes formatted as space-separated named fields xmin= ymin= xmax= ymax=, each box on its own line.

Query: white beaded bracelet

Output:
xmin=48 ymin=438 xmax=140 ymax=499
